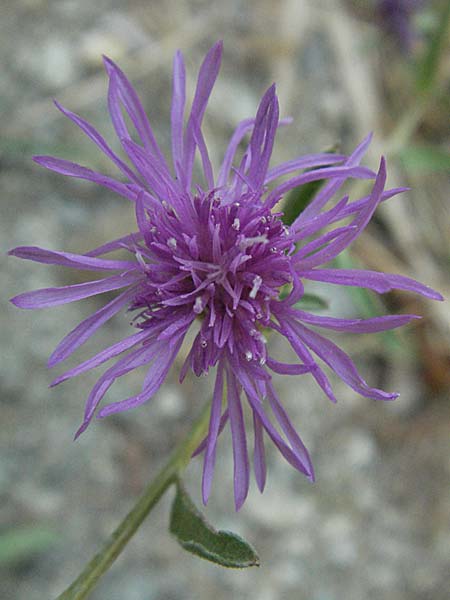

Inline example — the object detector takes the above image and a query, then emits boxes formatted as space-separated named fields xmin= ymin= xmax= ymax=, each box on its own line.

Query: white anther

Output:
xmin=260 ymin=216 xmax=267 ymax=224
xmin=232 ymin=218 xmax=240 ymax=231
xmin=239 ymin=235 xmax=267 ymax=251
xmin=256 ymin=312 xmax=263 ymax=320
xmin=167 ymin=237 xmax=177 ymax=250
xmin=200 ymin=339 xmax=208 ymax=348
xmin=150 ymin=226 xmax=157 ymax=234
xmin=249 ymin=275 xmax=262 ymax=299
xmin=245 ymin=350 xmax=253 ymax=362
xmin=193 ymin=296 xmax=203 ymax=314
xmin=259 ymin=356 xmax=267 ymax=366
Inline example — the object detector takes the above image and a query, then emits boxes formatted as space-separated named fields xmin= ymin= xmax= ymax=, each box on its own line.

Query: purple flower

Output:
xmin=378 ymin=0 xmax=425 ymax=52
xmin=10 ymin=42 xmax=442 ymax=510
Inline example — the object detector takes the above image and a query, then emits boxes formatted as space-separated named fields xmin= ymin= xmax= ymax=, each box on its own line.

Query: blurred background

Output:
xmin=1 ymin=0 xmax=449 ymax=599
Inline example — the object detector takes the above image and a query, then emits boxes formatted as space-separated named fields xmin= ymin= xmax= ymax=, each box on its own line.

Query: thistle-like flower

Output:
xmin=10 ymin=42 xmax=442 ymax=509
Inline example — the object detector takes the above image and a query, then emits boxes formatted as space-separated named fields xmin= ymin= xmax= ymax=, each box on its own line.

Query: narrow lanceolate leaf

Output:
xmin=282 ymin=178 xmax=324 ymax=225
xmin=169 ymin=482 xmax=259 ymax=568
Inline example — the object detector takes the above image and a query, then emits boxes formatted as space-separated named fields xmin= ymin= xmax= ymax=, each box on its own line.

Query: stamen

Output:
xmin=249 ymin=275 xmax=262 ymax=299
xmin=193 ymin=296 xmax=203 ymax=314
xmin=232 ymin=218 xmax=240 ymax=231
xmin=167 ymin=237 xmax=177 ymax=250
xmin=245 ymin=350 xmax=253 ymax=362
xmin=239 ymin=234 xmax=267 ymax=251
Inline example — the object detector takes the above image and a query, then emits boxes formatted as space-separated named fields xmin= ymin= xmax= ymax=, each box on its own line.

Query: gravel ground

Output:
xmin=1 ymin=1 xmax=449 ymax=599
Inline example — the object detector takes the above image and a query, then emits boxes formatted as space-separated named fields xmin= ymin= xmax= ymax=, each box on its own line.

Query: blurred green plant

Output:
xmin=0 ymin=525 xmax=58 ymax=566
xmin=399 ymin=144 xmax=450 ymax=173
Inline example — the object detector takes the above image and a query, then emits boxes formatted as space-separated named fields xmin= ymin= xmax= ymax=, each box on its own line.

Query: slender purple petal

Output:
xmin=192 ymin=409 xmax=229 ymax=457
xmin=264 ymin=164 xmax=376 ymax=210
xmin=299 ymin=268 xmax=443 ymax=300
xmin=289 ymin=319 xmax=399 ymax=400
xmin=191 ymin=117 xmax=214 ymax=189
xmin=48 ymin=286 xmax=139 ymax=367
xmin=217 ymin=118 xmax=254 ymax=187
xmin=54 ymin=100 xmax=142 ymax=185
xmin=247 ymin=85 xmax=279 ymax=190
xmin=75 ymin=342 xmax=158 ymax=437
xmin=252 ymin=410 xmax=266 ymax=492
xmin=9 ymin=246 xmax=137 ymax=272
xmin=294 ymin=157 xmax=387 ymax=269
xmin=97 ymin=335 xmax=184 ymax=417
xmin=33 ymin=156 xmax=137 ymax=201
xmin=171 ymin=50 xmax=186 ymax=180
xmin=50 ymin=329 xmax=151 ymax=386
xmin=122 ymin=138 xmax=179 ymax=200
xmin=272 ymin=317 xmax=337 ymax=403
xmin=267 ymin=381 xmax=314 ymax=478
xmin=265 ymin=153 xmax=346 ymax=183
xmin=103 ymin=56 xmax=170 ymax=173
xmin=291 ymin=310 xmax=420 ymax=333
xmin=291 ymin=133 xmax=373 ymax=228
xmin=85 ymin=232 xmax=143 ymax=257
xmin=226 ymin=368 xmax=250 ymax=511
xmin=266 ymin=357 xmax=313 ymax=375
xmin=235 ymin=363 xmax=314 ymax=478
xmin=183 ymin=41 xmax=223 ymax=190
xmin=202 ymin=361 xmax=224 ymax=504
xmin=10 ymin=271 xmax=142 ymax=309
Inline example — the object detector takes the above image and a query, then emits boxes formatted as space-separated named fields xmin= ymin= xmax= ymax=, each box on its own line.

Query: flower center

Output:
xmin=131 ymin=193 xmax=293 ymax=368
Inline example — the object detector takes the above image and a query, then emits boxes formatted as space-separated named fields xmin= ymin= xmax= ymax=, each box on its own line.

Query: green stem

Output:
xmin=56 ymin=402 xmax=211 ymax=600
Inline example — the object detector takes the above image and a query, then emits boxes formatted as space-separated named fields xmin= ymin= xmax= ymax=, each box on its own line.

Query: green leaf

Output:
xmin=399 ymin=145 xmax=450 ymax=173
xmin=294 ymin=293 xmax=329 ymax=312
xmin=169 ymin=482 xmax=259 ymax=568
xmin=282 ymin=144 xmax=340 ymax=226
xmin=282 ymin=179 xmax=324 ymax=226
xmin=416 ymin=0 xmax=450 ymax=93
xmin=0 ymin=525 xmax=58 ymax=565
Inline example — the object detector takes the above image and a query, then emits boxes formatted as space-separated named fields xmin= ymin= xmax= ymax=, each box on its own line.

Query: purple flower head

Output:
xmin=10 ymin=42 xmax=442 ymax=510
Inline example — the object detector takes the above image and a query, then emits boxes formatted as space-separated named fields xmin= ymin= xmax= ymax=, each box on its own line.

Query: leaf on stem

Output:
xmin=282 ymin=145 xmax=340 ymax=225
xmin=169 ymin=481 xmax=260 ymax=568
